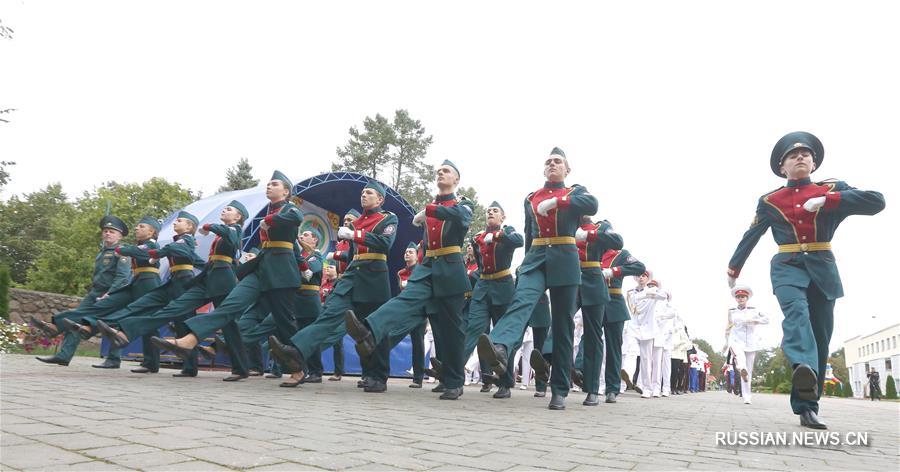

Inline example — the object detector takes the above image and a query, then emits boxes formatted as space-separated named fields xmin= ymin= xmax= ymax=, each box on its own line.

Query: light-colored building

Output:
xmin=844 ymin=323 xmax=900 ymax=398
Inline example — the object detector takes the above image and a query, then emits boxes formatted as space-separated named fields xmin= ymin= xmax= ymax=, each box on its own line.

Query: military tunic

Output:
xmin=288 ymin=206 xmax=398 ymax=374
xmin=116 ymin=223 xmax=251 ymax=375
xmin=364 ymin=193 xmax=474 ymax=388
xmin=599 ymin=248 xmax=645 ymax=394
xmin=186 ymin=199 xmax=303 ymax=344
xmin=728 ymin=177 xmax=884 ymax=414
xmin=488 ymin=182 xmax=598 ymax=395
xmin=464 ymin=225 xmax=523 ymax=379
xmin=51 ymin=241 xmax=132 ymax=362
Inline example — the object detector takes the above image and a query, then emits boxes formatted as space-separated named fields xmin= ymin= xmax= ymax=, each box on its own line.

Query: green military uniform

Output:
xmin=282 ymin=181 xmax=397 ymax=382
xmin=357 ymin=181 xmax=474 ymax=392
xmin=599 ymin=248 xmax=645 ymax=395
xmin=44 ymin=215 xmax=132 ymax=364
xmin=481 ymin=149 xmax=598 ymax=403
xmin=93 ymin=211 xmax=204 ymax=373
xmin=464 ymin=205 xmax=524 ymax=386
xmin=185 ymin=171 xmax=304 ymax=348
xmin=110 ymin=201 xmax=252 ymax=376
xmin=240 ymin=239 xmax=324 ymax=377
xmin=575 ymin=220 xmax=623 ymax=400
xmin=728 ymin=132 xmax=885 ymax=419
xmin=54 ymin=216 xmax=163 ymax=368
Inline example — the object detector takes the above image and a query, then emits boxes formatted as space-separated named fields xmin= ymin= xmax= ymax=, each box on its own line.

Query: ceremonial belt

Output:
xmin=778 ymin=242 xmax=832 ymax=253
xmin=480 ymin=268 xmax=512 ymax=280
xmin=353 ymin=253 xmax=387 ymax=261
xmin=208 ymin=255 xmax=234 ymax=263
xmin=580 ymin=261 xmax=602 ymax=268
xmin=262 ymin=241 xmax=294 ymax=249
xmin=425 ymin=246 xmax=461 ymax=257
xmin=608 ymin=288 xmax=623 ymax=295
xmin=532 ymin=236 xmax=576 ymax=246
xmin=133 ymin=267 xmax=160 ymax=274
xmin=170 ymin=264 xmax=194 ymax=272
xmin=299 ymin=285 xmax=320 ymax=291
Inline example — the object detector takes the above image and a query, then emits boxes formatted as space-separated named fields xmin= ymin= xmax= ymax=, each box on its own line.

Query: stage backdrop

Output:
xmin=103 ymin=172 xmax=421 ymax=376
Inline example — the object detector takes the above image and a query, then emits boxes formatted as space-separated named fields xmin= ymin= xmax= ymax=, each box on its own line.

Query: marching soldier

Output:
xmin=573 ymin=217 xmax=623 ymax=405
xmin=343 ymin=161 xmax=473 ymax=399
xmin=460 ymin=202 xmax=523 ymax=398
xmin=32 ymin=215 xmax=132 ymax=366
xmin=153 ymin=171 xmax=304 ymax=367
xmin=726 ymin=131 xmax=884 ymax=428
xmin=527 ymin=292 xmax=551 ymax=397
xmin=87 ymin=210 xmax=204 ymax=375
xmin=478 ymin=147 xmax=598 ymax=410
xmin=598 ymin=247 xmax=645 ymax=402
xmin=99 ymin=201 xmax=253 ymax=380
xmin=268 ymin=181 xmax=397 ymax=390
xmin=725 ymin=285 xmax=769 ymax=404
xmin=46 ymin=216 xmax=162 ymax=370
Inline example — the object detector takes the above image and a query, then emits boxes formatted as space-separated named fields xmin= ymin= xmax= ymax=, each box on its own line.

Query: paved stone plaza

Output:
xmin=1 ymin=354 xmax=898 ymax=471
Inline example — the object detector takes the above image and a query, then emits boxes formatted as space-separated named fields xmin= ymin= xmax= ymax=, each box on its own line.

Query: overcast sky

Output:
xmin=1 ymin=1 xmax=897 ymax=352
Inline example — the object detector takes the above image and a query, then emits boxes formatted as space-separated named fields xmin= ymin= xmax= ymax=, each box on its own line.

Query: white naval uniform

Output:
xmin=726 ymin=306 xmax=769 ymax=403
xmin=652 ymin=302 xmax=678 ymax=396
xmin=515 ymin=327 xmax=534 ymax=388
xmin=627 ymin=286 xmax=667 ymax=397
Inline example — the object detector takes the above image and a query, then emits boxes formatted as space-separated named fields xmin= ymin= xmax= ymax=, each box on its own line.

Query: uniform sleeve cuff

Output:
xmin=824 ymin=191 xmax=841 ymax=210
xmin=353 ymin=230 xmax=367 ymax=245
xmin=263 ymin=214 xmax=275 ymax=226
xmin=612 ymin=266 xmax=622 ymax=278
xmin=586 ymin=229 xmax=599 ymax=242
xmin=148 ymin=249 xmax=158 ymax=258
xmin=557 ymin=196 xmax=570 ymax=209
xmin=728 ymin=267 xmax=741 ymax=278
xmin=202 ymin=223 xmax=212 ymax=232
xmin=425 ymin=204 xmax=438 ymax=218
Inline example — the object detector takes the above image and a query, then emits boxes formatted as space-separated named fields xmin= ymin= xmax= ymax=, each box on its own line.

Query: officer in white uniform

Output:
xmin=651 ymin=282 xmax=677 ymax=397
xmin=626 ymin=271 xmax=667 ymax=398
xmin=726 ymin=285 xmax=769 ymax=404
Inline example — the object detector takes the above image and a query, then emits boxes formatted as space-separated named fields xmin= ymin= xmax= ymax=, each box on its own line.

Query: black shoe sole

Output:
xmin=793 ymin=365 xmax=818 ymax=401
xmin=530 ymin=350 xmax=549 ymax=384
xmin=477 ymin=334 xmax=506 ymax=376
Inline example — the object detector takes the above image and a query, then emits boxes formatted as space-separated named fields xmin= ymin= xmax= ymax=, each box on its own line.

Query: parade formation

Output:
xmin=27 ymin=133 xmax=885 ymax=430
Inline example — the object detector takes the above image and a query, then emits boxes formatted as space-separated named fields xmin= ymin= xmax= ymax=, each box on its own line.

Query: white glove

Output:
xmin=575 ymin=228 xmax=588 ymax=242
xmin=483 ymin=232 xmax=494 ymax=245
xmin=337 ymin=226 xmax=353 ymax=240
xmin=259 ymin=220 xmax=270 ymax=231
xmin=727 ymin=274 xmax=736 ymax=288
xmin=148 ymin=258 xmax=157 ymax=265
xmin=302 ymin=269 xmax=313 ymax=281
xmin=602 ymin=268 xmax=613 ymax=280
xmin=803 ymin=196 xmax=826 ymax=212
xmin=198 ymin=226 xmax=209 ymax=236
xmin=326 ymin=252 xmax=335 ymax=261
xmin=240 ymin=252 xmax=256 ymax=263
xmin=412 ymin=210 xmax=427 ymax=227
xmin=536 ymin=198 xmax=558 ymax=217
xmin=401 ymin=280 xmax=407 ymax=289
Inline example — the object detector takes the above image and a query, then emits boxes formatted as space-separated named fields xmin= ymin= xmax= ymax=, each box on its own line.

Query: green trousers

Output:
xmin=51 ymin=289 xmax=116 ymax=363
xmin=464 ymin=297 xmax=508 ymax=380
xmin=775 ymin=282 xmax=834 ymax=415
xmin=365 ymin=279 xmax=466 ymax=388
xmin=388 ymin=320 xmax=426 ymax=382
xmin=489 ymin=267 xmax=578 ymax=396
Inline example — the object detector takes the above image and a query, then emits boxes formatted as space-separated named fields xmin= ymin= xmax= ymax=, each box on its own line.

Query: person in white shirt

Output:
xmin=626 ymin=271 xmax=667 ymax=398
xmin=725 ymin=285 xmax=769 ymax=404
xmin=650 ymin=283 xmax=677 ymax=397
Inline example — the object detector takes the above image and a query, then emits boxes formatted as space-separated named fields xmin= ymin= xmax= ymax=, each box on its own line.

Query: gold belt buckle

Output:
xmin=799 ymin=243 xmax=809 ymax=252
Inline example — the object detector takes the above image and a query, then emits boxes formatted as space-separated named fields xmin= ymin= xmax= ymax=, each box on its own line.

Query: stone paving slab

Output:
xmin=2 ymin=354 xmax=899 ymax=471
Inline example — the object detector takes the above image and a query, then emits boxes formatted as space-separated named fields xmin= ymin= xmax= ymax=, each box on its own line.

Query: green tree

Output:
xmin=26 ymin=178 xmax=197 ymax=295
xmin=0 ymin=265 xmax=10 ymax=320
xmin=0 ymin=183 xmax=70 ymax=284
xmin=457 ymin=185 xmax=487 ymax=238
xmin=886 ymin=375 xmax=898 ymax=399
xmin=692 ymin=338 xmax=725 ymax=378
xmin=333 ymin=113 xmax=394 ymax=181
xmin=218 ymin=157 xmax=259 ymax=193
xmin=0 ymin=160 xmax=14 ymax=189
xmin=828 ymin=347 xmax=849 ymax=386
xmin=389 ymin=110 xmax=435 ymax=210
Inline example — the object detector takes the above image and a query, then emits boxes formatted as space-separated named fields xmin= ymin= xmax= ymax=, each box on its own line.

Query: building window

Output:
xmin=887 ymin=358 xmax=893 ymax=372
xmin=893 ymin=336 xmax=897 ymax=349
